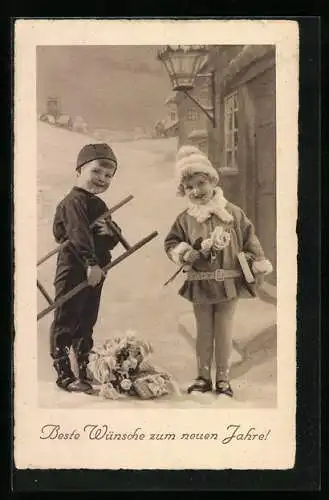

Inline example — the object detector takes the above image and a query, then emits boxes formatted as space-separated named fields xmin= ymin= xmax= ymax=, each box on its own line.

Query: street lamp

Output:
xmin=157 ymin=45 xmax=216 ymax=127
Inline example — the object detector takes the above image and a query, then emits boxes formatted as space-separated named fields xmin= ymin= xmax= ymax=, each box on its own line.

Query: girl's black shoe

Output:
xmin=215 ymin=380 xmax=233 ymax=398
xmin=187 ymin=377 xmax=212 ymax=394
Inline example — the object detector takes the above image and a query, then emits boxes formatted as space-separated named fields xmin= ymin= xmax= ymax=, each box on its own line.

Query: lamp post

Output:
xmin=157 ymin=45 xmax=216 ymax=127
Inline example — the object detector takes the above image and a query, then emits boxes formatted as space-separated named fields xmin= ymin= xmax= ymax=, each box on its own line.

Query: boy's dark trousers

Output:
xmin=50 ymin=260 xmax=104 ymax=389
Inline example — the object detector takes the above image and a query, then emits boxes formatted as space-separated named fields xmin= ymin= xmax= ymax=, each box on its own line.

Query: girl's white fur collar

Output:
xmin=186 ymin=187 xmax=233 ymax=223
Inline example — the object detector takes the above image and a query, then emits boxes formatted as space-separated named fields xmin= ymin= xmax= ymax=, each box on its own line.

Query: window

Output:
xmin=224 ymin=92 xmax=239 ymax=170
xmin=170 ymin=111 xmax=176 ymax=121
xmin=187 ymin=108 xmax=199 ymax=121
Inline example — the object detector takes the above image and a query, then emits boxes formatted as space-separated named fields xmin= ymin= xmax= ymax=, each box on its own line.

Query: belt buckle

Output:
xmin=215 ymin=269 xmax=224 ymax=281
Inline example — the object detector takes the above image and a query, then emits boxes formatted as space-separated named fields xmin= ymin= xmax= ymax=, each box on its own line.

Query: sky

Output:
xmin=36 ymin=46 xmax=173 ymax=132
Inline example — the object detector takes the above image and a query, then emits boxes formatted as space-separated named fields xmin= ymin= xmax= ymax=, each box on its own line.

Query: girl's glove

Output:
xmin=87 ymin=265 xmax=105 ymax=286
xmin=182 ymin=248 xmax=201 ymax=265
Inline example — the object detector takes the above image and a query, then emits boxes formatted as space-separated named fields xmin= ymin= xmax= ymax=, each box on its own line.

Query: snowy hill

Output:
xmin=37 ymin=46 xmax=172 ymax=132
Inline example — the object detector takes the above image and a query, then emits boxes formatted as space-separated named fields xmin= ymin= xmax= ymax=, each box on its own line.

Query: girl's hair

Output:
xmin=177 ymin=171 xmax=219 ymax=197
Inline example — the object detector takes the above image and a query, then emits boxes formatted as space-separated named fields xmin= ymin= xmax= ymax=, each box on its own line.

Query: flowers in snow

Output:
xmin=87 ymin=331 xmax=178 ymax=400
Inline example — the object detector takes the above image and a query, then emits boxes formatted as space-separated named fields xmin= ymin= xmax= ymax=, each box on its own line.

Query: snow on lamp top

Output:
xmin=157 ymin=45 xmax=209 ymax=91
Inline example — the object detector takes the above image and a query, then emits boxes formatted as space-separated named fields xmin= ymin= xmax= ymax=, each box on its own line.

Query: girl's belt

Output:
xmin=186 ymin=269 xmax=242 ymax=282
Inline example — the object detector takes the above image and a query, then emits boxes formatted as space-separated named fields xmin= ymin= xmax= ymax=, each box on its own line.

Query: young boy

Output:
xmin=50 ymin=143 xmax=122 ymax=393
xmin=164 ymin=146 xmax=273 ymax=398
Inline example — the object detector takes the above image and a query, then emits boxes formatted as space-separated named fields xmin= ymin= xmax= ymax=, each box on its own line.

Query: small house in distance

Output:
xmin=39 ymin=97 xmax=73 ymax=130
xmin=153 ymin=95 xmax=179 ymax=139
xmin=162 ymin=93 xmax=179 ymax=137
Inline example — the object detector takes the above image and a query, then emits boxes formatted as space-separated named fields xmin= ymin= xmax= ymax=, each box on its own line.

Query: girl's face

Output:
xmin=77 ymin=159 xmax=116 ymax=194
xmin=183 ymin=173 xmax=217 ymax=205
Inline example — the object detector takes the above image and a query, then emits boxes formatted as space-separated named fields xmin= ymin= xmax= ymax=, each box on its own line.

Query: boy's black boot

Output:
xmin=53 ymin=355 xmax=92 ymax=393
xmin=72 ymin=338 xmax=94 ymax=388
xmin=77 ymin=356 xmax=94 ymax=385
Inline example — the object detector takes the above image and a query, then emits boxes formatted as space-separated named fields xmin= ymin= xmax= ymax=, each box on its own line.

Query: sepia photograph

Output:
xmin=36 ymin=43 xmax=277 ymax=409
xmin=14 ymin=19 xmax=298 ymax=471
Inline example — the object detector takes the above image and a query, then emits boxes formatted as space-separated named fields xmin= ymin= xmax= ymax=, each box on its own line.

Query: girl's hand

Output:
xmin=252 ymin=259 xmax=273 ymax=276
xmin=182 ymin=249 xmax=200 ymax=264
xmin=200 ymin=238 xmax=212 ymax=252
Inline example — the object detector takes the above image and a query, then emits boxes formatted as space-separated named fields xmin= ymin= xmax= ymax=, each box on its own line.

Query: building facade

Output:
xmin=174 ymin=57 xmax=213 ymax=154
xmin=207 ymin=45 xmax=276 ymax=284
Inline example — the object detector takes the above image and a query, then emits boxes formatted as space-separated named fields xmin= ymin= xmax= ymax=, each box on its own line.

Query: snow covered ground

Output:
xmin=37 ymin=121 xmax=277 ymax=409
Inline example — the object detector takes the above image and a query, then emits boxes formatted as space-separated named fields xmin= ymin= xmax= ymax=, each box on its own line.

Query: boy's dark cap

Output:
xmin=76 ymin=143 xmax=117 ymax=170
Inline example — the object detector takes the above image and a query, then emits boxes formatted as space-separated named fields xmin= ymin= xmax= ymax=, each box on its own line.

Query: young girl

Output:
xmin=164 ymin=146 xmax=273 ymax=397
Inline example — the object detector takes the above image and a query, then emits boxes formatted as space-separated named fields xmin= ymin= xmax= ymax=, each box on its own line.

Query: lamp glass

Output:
xmin=158 ymin=46 xmax=209 ymax=91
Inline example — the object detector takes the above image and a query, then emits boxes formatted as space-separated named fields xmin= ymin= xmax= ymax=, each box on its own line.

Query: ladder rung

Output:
xmin=108 ymin=221 xmax=131 ymax=250
xmin=37 ymin=194 xmax=134 ymax=266
xmin=37 ymin=230 xmax=158 ymax=321
xmin=37 ymin=280 xmax=54 ymax=305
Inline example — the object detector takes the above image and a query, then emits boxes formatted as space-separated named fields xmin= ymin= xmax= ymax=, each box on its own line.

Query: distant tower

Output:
xmin=47 ymin=97 xmax=61 ymax=119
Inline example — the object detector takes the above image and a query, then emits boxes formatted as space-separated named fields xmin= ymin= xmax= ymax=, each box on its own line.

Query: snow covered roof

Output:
xmin=188 ymin=129 xmax=208 ymax=139
xmin=197 ymin=54 xmax=210 ymax=74
xmin=222 ymin=45 xmax=275 ymax=87
xmin=163 ymin=118 xmax=179 ymax=131
xmin=165 ymin=92 xmax=178 ymax=105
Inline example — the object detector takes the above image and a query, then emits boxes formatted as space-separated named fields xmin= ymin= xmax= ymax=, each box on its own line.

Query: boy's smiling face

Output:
xmin=76 ymin=159 xmax=117 ymax=194
xmin=183 ymin=173 xmax=217 ymax=205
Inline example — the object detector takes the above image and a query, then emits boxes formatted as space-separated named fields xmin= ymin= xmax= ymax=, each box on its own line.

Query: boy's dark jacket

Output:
xmin=53 ymin=187 xmax=121 ymax=271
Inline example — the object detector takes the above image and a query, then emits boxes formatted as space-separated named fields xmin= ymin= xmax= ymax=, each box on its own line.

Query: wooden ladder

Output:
xmin=37 ymin=194 xmax=158 ymax=321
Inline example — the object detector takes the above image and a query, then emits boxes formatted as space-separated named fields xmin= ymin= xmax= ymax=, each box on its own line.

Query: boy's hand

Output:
xmin=87 ymin=265 xmax=105 ymax=287
xmin=94 ymin=218 xmax=116 ymax=236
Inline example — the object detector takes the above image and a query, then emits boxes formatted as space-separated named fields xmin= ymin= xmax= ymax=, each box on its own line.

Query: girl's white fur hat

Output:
xmin=175 ymin=146 xmax=219 ymax=195
xmin=176 ymin=145 xmax=206 ymax=162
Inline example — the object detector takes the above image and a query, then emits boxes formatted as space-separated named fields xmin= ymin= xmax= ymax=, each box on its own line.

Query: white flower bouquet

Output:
xmin=87 ymin=331 xmax=179 ymax=400
xmin=201 ymin=225 xmax=231 ymax=254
